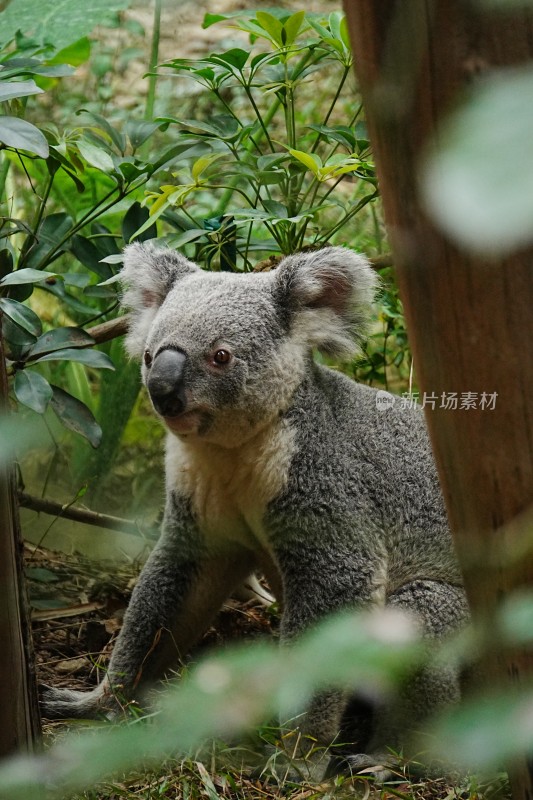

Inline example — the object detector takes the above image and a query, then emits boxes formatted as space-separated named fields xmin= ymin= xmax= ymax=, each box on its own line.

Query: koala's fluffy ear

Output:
xmin=120 ymin=242 xmax=199 ymax=358
xmin=272 ymin=246 xmax=378 ymax=357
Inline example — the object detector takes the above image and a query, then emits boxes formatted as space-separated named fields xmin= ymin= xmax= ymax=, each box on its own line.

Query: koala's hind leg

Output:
xmin=335 ymin=580 xmax=470 ymax=780
xmin=41 ymin=519 xmax=256 ymax=720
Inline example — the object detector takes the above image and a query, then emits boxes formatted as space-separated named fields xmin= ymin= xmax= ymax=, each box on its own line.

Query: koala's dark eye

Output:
xmin=212 ymin=349 xmax=231 ymax=366
xmin=144 ymin=350 xmax=153 ymax=368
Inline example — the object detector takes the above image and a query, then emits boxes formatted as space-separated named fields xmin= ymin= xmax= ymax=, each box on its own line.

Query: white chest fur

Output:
xmin=165 ymin=417 xmax=296 ymax=548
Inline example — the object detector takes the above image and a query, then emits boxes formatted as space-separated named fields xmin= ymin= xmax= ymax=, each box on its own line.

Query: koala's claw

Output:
xmin=326 ymin=752 xmax=394 ymax=784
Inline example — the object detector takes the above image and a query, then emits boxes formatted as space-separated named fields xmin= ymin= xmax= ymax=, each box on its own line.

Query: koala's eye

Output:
xmin=144 ymin=350 xmax=153 ymax=368
xmin=212 ymin=349 xmax=231 ymax=366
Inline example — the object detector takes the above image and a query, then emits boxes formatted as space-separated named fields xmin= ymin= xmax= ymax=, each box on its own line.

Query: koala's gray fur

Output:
xmin=41 ymin=243 xmax=469 ymax=780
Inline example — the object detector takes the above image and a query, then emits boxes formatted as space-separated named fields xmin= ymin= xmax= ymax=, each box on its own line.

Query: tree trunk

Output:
xmin=344 ymin=3 xmax=533 ymax=796
xmin=0 ymin=333 xmax=40 ymax=756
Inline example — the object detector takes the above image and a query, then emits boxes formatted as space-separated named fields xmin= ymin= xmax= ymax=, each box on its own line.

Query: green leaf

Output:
xmin=263 ymin=200 xmax=288 ymax=218
xmin=0 ymin=0 xmax=131 ymax=53
xmin=256 ymin=11 xmax=285 ymax=46
xmin=283 ymin=10 xmax=306 ymax=46
xmin=178 ymin=116 xmax=240 ymax=141
xmin=32 ymin=347 xmax=115 ymax=370
xmin=122 ymin=201 xmax=156 ymax=244
xmin=13 ymin=370 xmax=52 ymax=414
xmin=421 ymin=66 xmax=533 ymax=254
xmin=79 ymin=110 xmax=127 ymax=154
xmin=51 ymin=37 xmax=92 ymax=67
xmin=0 ymin=268 xmax=57 ymax=287
xmin=23 ymin=212 xmax=74 ymax=269
xmin=0 ymin=297 xmax=42 ymax=336
xmin=1 ymin=314 xmax=37 ymax=351
xmin=191 ymin=153 xmax=224 ymax=182
xmin=26 ymin=566 xmax=60 ymax=583
xmin=77 ymin=139 xmax=115 ymax=172
xmin=0 ymin=116 xmax=49 ymax=158
xmin=49 ymin=385 xmax=102 ymax=448
xmin=125 ymin=119 xmax=160 ymax=150
xmin=0 ymin=79 xmax=43 ymax=102
xmin=209 ymin=48 xmax=249 ymax=71
xmin=288 ymin=147 xmax=322 ymax=176
xmin=27 ymin=327 xmax=95 ymax=359
xmin=165 ymin=229 xmax=209 ymax=249
xmin=70 ymin=234 xmax=113 ymax=279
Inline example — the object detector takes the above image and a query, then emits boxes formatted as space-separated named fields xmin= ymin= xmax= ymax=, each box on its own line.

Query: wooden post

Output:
xmin=0 ymin=332 xmax=40 ymax=757
xmin=343 ymin=2 xmax=533 ymax=795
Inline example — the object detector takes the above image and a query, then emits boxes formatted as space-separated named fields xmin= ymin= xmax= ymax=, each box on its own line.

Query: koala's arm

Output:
xmin=41 ymin=493 xmax=255 ymax=719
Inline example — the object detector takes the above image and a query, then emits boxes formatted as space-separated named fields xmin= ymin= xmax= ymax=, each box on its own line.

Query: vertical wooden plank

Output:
xmin=0 ymin=333 xmax=40 ymax=757
xmin=344 ymin=2 xmax=533 ymax=795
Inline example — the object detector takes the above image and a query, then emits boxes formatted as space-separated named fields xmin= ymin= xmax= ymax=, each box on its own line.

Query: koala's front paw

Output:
xmin=326 ymin=752 xmax=394 ymax=784
xmin=40 ymin=683 xmax=122 ymax=721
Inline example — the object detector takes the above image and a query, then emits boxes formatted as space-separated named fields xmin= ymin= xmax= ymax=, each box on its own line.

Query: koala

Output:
xmin=42 ymin=243 xmax=469 ymax=780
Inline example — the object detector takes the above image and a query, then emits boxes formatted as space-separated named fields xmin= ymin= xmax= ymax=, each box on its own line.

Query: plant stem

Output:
xmin=315 ymin=191 xmax=378 ymax=243
xmin=241 ymin=84 xmax=275 ymax=153
xmin=0 ymin=153 xmax=10 ymax=204
xmin=144 ymin=0 xmax=162 ymax=121
xmin=29 ymin=172 xmax=54 ymax=246
xmin=310 ymin=65 xmax=351 ymax=154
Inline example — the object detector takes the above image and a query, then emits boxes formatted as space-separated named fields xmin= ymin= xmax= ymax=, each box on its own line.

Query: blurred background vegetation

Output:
xmin=1 ymin=0 xmax=409 ymax=562
xmin=6 ymin=1 xmax=533 ymax=799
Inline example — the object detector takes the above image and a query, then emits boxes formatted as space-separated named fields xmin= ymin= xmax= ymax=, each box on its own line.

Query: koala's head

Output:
xmin=121 ymin=243 xmax=377 ymax=446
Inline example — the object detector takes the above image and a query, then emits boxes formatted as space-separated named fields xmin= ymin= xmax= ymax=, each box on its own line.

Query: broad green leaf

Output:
xmin=210 ymin=48 xmax=249 ymax=71
xmin=421 ymin=66 xmax=533 ymax=254
xmin=288 ymin=147 xmax=322 ymax=175
xmin=0 ymin=79 xmax=43 ymax=102
xmin=24 ymin=212 xmax=74 ymax=269
xmin=125 ymin=119 xmax=160 ymax=150
xmin=13 ymin=370 xmax=52 ymax=414
xmin=256 ymin=11 xmax=285 ymax=46
xmin=49 ymin=385 xmax=102 ymax=448
xmin=79 ymin=110 xmax=127 ymax=153
xmin=77 ymin=139 xmax=115 ymax=172
xmin=283 ymin=10 xmax=306 ymax=46
xmin=202 ymin=11 xmax=243 ymax=28
xmin=263 ymin=199 xmax=288 ymax=218
xmin=1 ymin=314 xmax=37 ymax=350
xmin=27 ymin=327 xmax=95 ymax=359
xmin=307 ymin=124 xmax=356 ymax=150
xmin=165 ymin=228 xmax=208 ymax=249
xmin=122 ymin=201 xmax=156 ymax=244
xmin=0 ymin=268 xmax=57 ymax=287
xmin=0 ymin=0 xmax=131 ymax=53
xmin=32 ymin=347 xmax=115 ymax=370
xmin=0 ymin=297 xmax=42 ymax=336
xmin=0 ymin=116 xmax=49 ymax=158
xmin=70 ymin=234 xmax=113 ymax=279
xmin=0 ymin=250 xmax=13 ymax=280
xmin=191 ymin=153 xmax=224 ymax=182
xmin=51 ymin=37 xmax=92 ymax=67
xmin=26 ymin=567 xmax=60 ymax=583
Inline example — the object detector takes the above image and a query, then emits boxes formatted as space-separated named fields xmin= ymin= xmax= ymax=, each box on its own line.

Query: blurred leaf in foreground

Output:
xmin=0 ymin=608 xmax=420 ymax=800
xmin=421 ymin=67 xmax=533 ymax=255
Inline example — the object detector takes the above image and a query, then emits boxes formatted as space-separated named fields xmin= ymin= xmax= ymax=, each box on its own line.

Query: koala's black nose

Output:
xmin=147 ymin=349 xmax=187 ymax=417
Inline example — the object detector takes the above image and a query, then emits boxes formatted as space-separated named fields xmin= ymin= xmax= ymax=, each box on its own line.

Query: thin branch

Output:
xmin=18 ymin=492 xmax=157 ymax=540
xmin=86 ymin=314 xmax=130 ymax=345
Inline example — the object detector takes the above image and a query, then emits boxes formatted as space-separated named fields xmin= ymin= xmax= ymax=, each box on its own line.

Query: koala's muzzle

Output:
xmin=147 ymin=349 xmax=187 ymax=417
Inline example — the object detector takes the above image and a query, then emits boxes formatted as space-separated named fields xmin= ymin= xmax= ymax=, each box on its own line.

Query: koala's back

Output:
xmin=267 ymin=363 xmax=462 ymax=595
